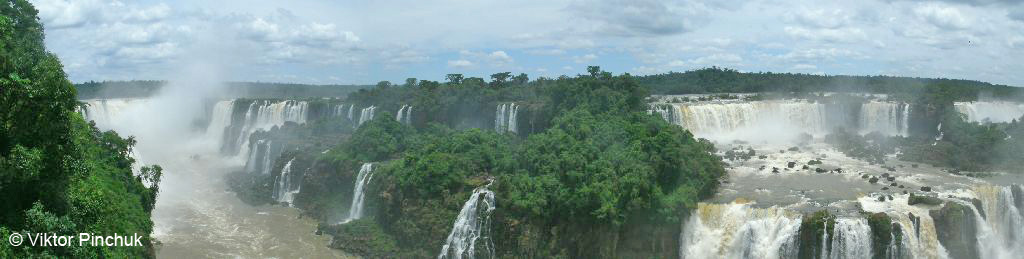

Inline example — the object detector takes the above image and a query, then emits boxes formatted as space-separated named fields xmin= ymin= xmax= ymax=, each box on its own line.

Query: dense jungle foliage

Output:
xmin=227 ymin=67 xmax=728 ymax=257
xmin=1 ymin=1 xmax=161 ymax=257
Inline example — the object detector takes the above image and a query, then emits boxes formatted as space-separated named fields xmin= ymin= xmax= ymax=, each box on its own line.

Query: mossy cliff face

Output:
xmin=798 ymin=210 xmax=835 ymax=259
xmin=929 ymin=202 xmax=979 ymax=259
xmin=866 ymin=212 xmax=902 ymax=259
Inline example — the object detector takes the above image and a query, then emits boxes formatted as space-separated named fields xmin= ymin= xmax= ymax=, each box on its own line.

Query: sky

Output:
xmin=29 ymin=0 xmax=1024 ymax=86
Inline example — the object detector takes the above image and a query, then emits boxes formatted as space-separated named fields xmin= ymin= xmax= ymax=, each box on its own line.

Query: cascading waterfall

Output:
xmin=243 ymin=139 xmax=278 ymax=175
xmin=332 ymin=103 xmax=350 ymax=118
xmin=396 ymin=105 xmax=413 ymax=124
xmin=679 ymin=202 xmax=802 ymax=259
xmin=954 ymin=101 xmax=1024 ymax=123
xmin=439 ymin=183 xmax=496 ymax=259
xmin=206 ymin=100 xmax=235 ymax=144
xmin=342 ymin=163 xmax=374 ymax=224
xmin=859 ymin=101 xmax=910 ymax=136
xmin=859 ymin=194 xmax=949 ymax=259
xmin=79 ymin=99 xmax=150 ymax=130
xmin=663 ymin=101 xmax=829 ymax=141
xmin=347 ymin=104 xmax=355 ymax=121
xmin=826 ymin=217 xmax=873 ymax=259
xmin=651 ymin=100 xmax=915 ymax=140
xmin=273 ymin=158 xmax=301 ymax=205
xmin=494 ymin=103 xmax=518 ymax=134
xmin=225 ymin=100 xmax=309 ymax=157
xmin=961 ymin=185 xmax=1024 ymax=259
xmin=649 ymin=104 xmax=682 ymax=126
xmin=358 ymin=106 xmax=377 ymax=126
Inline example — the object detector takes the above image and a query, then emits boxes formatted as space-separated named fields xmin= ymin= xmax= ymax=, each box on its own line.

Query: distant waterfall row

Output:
xmin=495 ymin=103 xmax=518 ymax=134
xmin=650 ymin=100 xmax=911 ymax=140
xmin=341 ymin=163 xmax=374 ymax=224
xmin=209 ymin=100 xmax=309 ymax=157
xmin=680 ymin=184 xmax=1023 ymax=259
xmin=954 ymin=101 xmax=1024 ymax=123
xmin=439 ymin=183 xmax=496 ymax=259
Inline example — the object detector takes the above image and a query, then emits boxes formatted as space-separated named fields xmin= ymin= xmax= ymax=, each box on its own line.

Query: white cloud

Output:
xmin=448 ymin=59 xmax=473 ymax=68
xmin=573 ymin=53 xmax=598 ymax=64
xmin=914 ymin=4 xmax=972 ymax=30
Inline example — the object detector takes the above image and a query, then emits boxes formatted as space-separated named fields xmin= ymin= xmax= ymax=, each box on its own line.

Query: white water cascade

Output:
xmin=244 ymin=139 xmax=278 ymax=175
xmin=439 ymin=183 xmax=496 ymax=259
xmin=206 ymin=100 xmax=235 ymax=145
xmin=347 ymin=104 xmax=355 ymax=121
xmin=826 ymin=217 xmax=873 ymax=259
xmin=859 ymin=101 xmax=910 ymax=136
xmin=679 ymin=202 xmax=802 ymax=259
xmin=661 ymin=101 xmax=829 ymax=142
xmin=954 ymin=101 xmax=1024 ymax=123
xmin=652 ymin=100 xmax=916 ymax=141
xmin=358 ymin=106 xmax=377 ymax=126
xmin=495 ymin=103 xmax=518 ymax=134
xmin=396 ymin=105 xmax=413 ymax=125
xmin=222 ymin=100 xmax=308 ymax=158
xmin=332 ymin=103 xmax=350 ymax=118
xmin=80 ymin=99 xmax=152 ymax=130
xmin=273 ymin=158 xmax=301 ymax=205
xmin=859 ymin=194 xmax=949 ymax=259
xmin=961 ymin=185 xmax=1024 ymax=259
xmin=342 ymin=163 xmax=374 ymax=224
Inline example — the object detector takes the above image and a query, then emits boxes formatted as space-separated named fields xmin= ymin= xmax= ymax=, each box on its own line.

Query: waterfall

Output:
xmin=661 ymin=101 xmax=829 ymax=142
xmin=649 ymin=104 xmax=682 ymax=125
xmin=332 ymin=103 xmax=349 ymax=118
xmin=341 ymin=163 xmax=374 ymax=224
xmin=273 ymin=158 xmax=301 ymax=205
xmin=954 ymin=101 xmax=1024 ymax=123
xmin=439 ymin=183 xmax=496 ymax=259
xmin=963 ymin=185 xmax=1024 ymax=259
xmin=224 ymin=100 xmax=309 ymax=157
xmin=679 ymin=202 xmax=802 ymax=259
xmin=396 ymin=105 xmax=413 ymax=125
xmin=358 ymin=106 xmax=377 ymax=126
xmin=494 ymin=103 xmax=518 ymax=134
xmin=243 ymin=139 xmax=278 ymax=175
xmin=826 ymin=217 xmax=873 ymax=259
xmin=859 ymin=101 xmax=910 ymax=136
xmin=206 ymin=100 xmax=235 ymax=144
xmin=79 ymin=99 xmax=150 ymax=131
xmin=859 ymin=194 xmax=949 ymax=259
xmin=347 ymin=104 xmax=355 ymax=121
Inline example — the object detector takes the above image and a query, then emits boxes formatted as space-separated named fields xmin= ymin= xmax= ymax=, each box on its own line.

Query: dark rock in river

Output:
xmin=877 ymin=196 xmax=886 ymax=202
xmin=815 ymin=168 xmax=826 ymax=173
xmin=908 ymin=194 xmax=943 ymax=206
xmin=931 ymin=202 xmax=980 ymax=259
xmin=869 ymin=177 xmax=879 ymax=184
xmin=787 ymin=161 xmax=796 ymax=168
xmin=882 ymin=187 xmax=890 ymax=191
xmin=921 ymin=186 xmax=932 ymax=192
xmin=862 ymin=174 xmax=870 ymax=179
xmin=890 ymin=182 xmax=897 ymax=187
